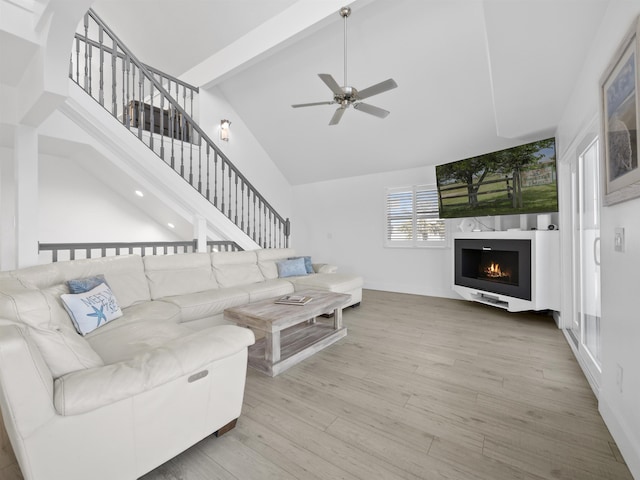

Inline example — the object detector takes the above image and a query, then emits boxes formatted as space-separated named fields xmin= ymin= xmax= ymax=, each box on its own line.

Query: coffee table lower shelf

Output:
xmin=248 ymin=321 xmax=347 ymax=377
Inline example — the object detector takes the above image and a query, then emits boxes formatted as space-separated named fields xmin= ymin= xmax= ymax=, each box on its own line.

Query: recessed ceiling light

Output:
xmin=167 ymin=223 xmax=175 ymax=229
xmin=135 ymin=190 xmax=144 ymax=197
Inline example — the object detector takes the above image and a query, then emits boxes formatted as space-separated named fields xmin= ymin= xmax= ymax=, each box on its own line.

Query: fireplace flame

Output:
xmin=484 ymin=262 xmax=510 ymax=279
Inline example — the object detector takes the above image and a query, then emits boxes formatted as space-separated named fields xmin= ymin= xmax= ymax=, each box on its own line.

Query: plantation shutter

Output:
xmin=386 ymin=189 xmax=414 ymax=244
xmin=415 ymin=187 xmax=446 ymax=243
xmin=385 ymin=185 xmax=447 ymax=247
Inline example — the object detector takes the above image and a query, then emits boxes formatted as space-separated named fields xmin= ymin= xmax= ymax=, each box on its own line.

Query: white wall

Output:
xmin=38 ymin=154 xmax=180 ymax=243
xmin=556 ymin=1 xmax=640 ymax=477
xmin=600 ymin=197 xmax=640 ymax=477
xmin=292 ymin=165 xmax=455 ymax=298
xmin=198 ymin=86 xmax=293 ymax=221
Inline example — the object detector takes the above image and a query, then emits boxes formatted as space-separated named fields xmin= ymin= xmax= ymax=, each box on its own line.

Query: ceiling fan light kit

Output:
xmin=292 ymin=6 xmax=397 ymax=125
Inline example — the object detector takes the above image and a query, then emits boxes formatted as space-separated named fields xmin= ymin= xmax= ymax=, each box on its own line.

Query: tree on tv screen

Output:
xmin=437 ymin=138 xmax=555 ymax=209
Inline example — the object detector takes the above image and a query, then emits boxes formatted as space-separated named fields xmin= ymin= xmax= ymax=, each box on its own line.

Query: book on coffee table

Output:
xmin=275 ymin=294 xmax=313 ymax=306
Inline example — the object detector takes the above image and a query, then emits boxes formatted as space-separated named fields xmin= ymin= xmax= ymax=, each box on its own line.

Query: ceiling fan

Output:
xmin=291 ymin=6 xmax=398 ymax=125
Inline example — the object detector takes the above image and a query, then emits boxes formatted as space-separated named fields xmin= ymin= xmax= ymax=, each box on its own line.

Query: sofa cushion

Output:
xmin=61 ymin=282 xmax=123 ymax=336
xmin=85 ymin=300 xmax=182 ymax=363
xmin=160 ymin=288 xmax=249 ymax=323
xmin=85 ymin=300 xmax=181 ymax=343
xmin=11 ymin=255 xmax=150 ymax=309
xmin=144 ymin=253 xmax=218 ymax=299
xmin=288 ymin=273 xmax=364 ymax=293
xmin=238 ymin=279 xmax=294 ymax=303
xmin=54 ymin=325 xmax=255 ymax=415
xmin=211 ymin=251 xmax=264 ymax=288
xmin=86 ymin=320 xmax=191 ymax=365
xmin=0 ymin=277 xmax=104 ymax=378
xmin=256 ymin=248 xmax=296 ymax=280
xmin=211 ymin=251 xmax=264 ymax=287
xmin=276 ymin=258 xmax=308 ymax=278
xmin=314 ymin=263 xmax=338 ymax=274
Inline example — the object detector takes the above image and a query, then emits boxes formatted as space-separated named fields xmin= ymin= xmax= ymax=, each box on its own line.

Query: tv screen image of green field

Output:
xmin=435 ymin=138 xmax=558 ymax=219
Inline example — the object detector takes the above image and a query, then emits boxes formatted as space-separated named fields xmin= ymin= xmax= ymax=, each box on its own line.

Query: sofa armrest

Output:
xmin=313 ymin=263 xmax=338 ymax=274
xmin=0 ymin=325 xmax=56 ymax=438
xmin=54 ymin=325 xmax=254 ymax=415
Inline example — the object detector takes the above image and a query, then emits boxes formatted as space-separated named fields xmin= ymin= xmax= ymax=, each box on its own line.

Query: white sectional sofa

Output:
xmin=0 ymin=248 xmax=362 ymax=480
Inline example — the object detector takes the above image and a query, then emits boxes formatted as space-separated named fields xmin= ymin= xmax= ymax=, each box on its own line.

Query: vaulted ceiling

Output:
xmin=93 ymin=0 xmax=609 ymax=185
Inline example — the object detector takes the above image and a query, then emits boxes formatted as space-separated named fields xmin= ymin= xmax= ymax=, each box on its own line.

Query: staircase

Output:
xmin=69 ymin=9 xmax=290 ymax=249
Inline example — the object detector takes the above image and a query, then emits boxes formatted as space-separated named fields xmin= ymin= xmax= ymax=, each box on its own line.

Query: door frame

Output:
xmin=561 ymin=119 xmax=602 ymax=396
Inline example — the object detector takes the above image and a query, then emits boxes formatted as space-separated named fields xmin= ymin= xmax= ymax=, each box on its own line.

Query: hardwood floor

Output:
xmin=1 ymin=289 xmax=633 ymax=480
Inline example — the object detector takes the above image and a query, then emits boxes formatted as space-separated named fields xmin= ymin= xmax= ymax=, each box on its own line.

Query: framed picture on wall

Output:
xmin=601 ymin=15 xmax=640 ymax=206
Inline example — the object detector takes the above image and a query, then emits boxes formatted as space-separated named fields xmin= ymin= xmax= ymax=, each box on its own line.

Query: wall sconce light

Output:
xmin=220 ymin=119 xmax=231 ymax=141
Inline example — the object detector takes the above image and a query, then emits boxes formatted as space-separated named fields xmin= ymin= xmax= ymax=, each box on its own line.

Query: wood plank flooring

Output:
xmin=0 ymin=289 xmax=633 ymax=480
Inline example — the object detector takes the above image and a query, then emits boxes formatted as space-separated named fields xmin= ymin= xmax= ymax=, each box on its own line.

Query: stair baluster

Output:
xmin=98 ymin=24 xmax=104 ymax=106
xmin=69 ymin=8 xmax=289 ymax=249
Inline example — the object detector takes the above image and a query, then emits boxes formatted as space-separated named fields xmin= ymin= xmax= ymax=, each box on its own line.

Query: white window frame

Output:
xmin=384 ymin=184 xmax=448 ymax=248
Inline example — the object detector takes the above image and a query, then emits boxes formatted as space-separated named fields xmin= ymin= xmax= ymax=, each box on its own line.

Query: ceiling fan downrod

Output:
xmin=340 ymin=6 xmax=351 ymax=88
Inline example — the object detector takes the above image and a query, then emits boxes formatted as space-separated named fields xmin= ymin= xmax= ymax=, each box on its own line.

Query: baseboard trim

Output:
xmin=363 ymin=283 xmax=457 ymax=299
xmin=599 ymin=398 xmax=640 ymax=479
xmin=561 ymin=329 xmax=600 ymax=398
xmin=560 ymin=328 xmax=639 ymax=479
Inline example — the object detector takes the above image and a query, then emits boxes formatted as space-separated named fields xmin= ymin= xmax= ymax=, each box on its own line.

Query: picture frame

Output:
xmin=601 ymin=15 xmax=640 ymax=206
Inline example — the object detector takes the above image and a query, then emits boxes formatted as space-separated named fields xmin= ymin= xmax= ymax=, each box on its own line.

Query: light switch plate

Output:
xmin=614 ymin=227 xmax=625 ymax=252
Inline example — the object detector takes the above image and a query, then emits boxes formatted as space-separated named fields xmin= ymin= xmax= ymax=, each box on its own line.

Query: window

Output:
xmin=385 ymin=185 xmax=447 ymax=247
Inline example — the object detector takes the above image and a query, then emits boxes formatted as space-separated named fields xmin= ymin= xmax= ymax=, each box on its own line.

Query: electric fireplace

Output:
xmin=452 ymin=231 xmax=560 ymax=313
xmin=454 ymin=238 xmax=532 ymax=301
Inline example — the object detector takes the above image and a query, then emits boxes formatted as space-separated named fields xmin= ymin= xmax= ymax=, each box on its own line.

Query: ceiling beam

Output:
xmin=180 ymin=0 xmax=375 ymax=89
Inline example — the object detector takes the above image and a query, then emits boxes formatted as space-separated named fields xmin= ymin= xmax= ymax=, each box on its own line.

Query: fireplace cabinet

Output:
xmin=453 ymin=230 xmax=560 ymax=312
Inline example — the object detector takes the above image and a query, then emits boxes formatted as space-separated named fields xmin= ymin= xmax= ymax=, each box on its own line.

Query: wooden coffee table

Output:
xmin=223 ymin=289 xmax=350 ymax=376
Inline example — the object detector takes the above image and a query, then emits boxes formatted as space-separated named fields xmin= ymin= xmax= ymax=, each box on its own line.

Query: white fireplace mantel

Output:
xmin=452 ymin=230 xmax=560 ymax=312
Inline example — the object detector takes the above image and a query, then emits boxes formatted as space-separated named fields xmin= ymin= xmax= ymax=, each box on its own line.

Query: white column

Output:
xmin=0 ymin=149 xmax=16 ymax=271
xmin=193 ymin=214 xmax=207 ymax=253
xmin=14 ymin=125 xmax=39 ymax=268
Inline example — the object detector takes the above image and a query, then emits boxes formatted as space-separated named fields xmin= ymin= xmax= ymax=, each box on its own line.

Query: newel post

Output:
xmin=284 ymin=218 xmax=291 ymax=247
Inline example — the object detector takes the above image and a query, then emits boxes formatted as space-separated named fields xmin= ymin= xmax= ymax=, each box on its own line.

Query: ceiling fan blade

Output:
xmin=329 ymin=106 xmax=347 ymax=125
xmin=357 ymin=78 xmax=398 ymax=100
xmin=353 ymin=102 xmax=390 ymax=119
xmin=292 ymin=101 xmax=335 ymax=108
xmin=318 ymin=73 xmax=344 ymax=96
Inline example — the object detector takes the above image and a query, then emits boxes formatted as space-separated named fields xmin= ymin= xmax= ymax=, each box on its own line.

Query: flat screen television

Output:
xmin=435 ymin=137 xmax=558 ymax=218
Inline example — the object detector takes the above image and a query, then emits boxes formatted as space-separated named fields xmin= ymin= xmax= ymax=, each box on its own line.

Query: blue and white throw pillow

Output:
xmin=276 ymin=257 xmax=308 ymax=278
xmin=67 ymin=274 xmax=109 ymax=294
xmin=61 ymin=282 xmax=123 ymax=336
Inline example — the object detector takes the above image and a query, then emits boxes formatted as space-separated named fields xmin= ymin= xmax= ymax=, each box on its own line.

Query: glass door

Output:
xmin=570 ymin=137 xmax=601 ymax=387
